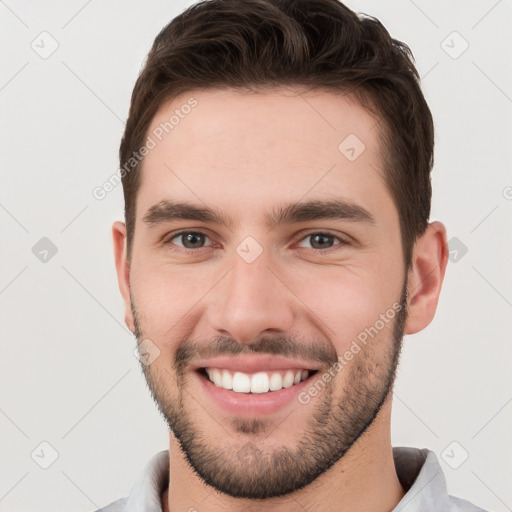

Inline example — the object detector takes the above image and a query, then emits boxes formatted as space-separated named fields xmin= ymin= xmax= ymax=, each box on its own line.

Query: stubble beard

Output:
xmin=131 ymin=283 xmax=407 ymax=499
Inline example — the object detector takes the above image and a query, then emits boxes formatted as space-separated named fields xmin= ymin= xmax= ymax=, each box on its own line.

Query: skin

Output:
xmin=112 ymin=87 xmax=448 ymax=512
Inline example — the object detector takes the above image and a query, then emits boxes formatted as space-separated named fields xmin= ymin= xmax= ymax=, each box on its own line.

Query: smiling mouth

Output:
xmin=196 ymin=367 xmax=319 ymax=394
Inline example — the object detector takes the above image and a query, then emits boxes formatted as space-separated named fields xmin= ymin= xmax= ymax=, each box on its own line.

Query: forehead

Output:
xmin=136 ymin=86 xmax=390 ymax=222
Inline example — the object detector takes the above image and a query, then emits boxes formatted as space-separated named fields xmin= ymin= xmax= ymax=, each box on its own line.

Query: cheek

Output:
xmin=131 ymin=263 xmax=211 ymax=344
xmin=290 ymin=265 xmax=399 ymax=348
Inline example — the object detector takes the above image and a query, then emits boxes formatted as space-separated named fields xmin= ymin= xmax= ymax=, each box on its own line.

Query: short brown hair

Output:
xmin=119 ymin=0 xmax=434 ymax=267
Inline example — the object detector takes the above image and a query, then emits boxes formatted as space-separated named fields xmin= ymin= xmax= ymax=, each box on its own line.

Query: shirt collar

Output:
xmin=125 ymin=450 xmax=169 ymax=512
xmin=392 ymin=446 xmax=451 ymax=511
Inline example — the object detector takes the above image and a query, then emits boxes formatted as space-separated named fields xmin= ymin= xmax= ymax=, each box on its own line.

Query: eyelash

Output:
xmin=163 ymin=230 xmax=347 ymax=254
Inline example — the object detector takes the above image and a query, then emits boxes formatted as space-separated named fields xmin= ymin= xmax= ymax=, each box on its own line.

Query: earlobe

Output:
xmin=404 ymin=221 xmax=449 ymax=335
xmin=112 ymin=221 xmax=135 ymax=332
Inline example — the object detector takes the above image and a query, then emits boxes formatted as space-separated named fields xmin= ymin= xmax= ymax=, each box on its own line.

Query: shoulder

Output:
xmin=91 ymin=496 xmax=128 ymax=512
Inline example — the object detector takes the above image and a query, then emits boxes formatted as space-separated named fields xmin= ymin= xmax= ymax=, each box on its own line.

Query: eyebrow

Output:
xmin=142 ymin=198 xmax=375 ymax=230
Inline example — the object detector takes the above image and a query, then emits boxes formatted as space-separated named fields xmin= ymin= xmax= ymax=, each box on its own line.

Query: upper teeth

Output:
xmin=205 ymin=368 xmax=310 ymax=393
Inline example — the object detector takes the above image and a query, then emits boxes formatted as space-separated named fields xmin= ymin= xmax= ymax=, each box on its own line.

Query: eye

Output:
xmin=297 ymin=232 xmax=345 ymax=251
xmin=166 ymin=231 xmax=213 ymax=250
xmin=164 ymin=230 xmax=347 ymax=253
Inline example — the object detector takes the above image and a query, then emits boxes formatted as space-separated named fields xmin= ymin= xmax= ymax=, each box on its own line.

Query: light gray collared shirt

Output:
xmin=94 ymin=447 xmax=489 ymax=511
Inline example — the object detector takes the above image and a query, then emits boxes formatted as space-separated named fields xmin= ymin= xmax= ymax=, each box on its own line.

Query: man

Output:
xmin=100 ymin=0 xmax=488 ymax=510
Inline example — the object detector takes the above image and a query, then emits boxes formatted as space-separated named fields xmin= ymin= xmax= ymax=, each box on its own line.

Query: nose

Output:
xmin=207 ymin=249 xmax=295 ymax=344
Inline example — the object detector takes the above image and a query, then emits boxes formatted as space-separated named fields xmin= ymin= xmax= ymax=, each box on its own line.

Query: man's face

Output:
xmin=123 ymin=87 xmax=408 ymax=498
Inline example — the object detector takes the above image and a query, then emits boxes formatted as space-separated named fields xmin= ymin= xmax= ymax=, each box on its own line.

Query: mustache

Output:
xmin=173 ymin=334 xmax=339 ymax=375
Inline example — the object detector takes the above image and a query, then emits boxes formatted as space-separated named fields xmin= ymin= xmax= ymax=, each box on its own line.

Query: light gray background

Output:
xmin=1 ymin=1 xmax=511 ymax=511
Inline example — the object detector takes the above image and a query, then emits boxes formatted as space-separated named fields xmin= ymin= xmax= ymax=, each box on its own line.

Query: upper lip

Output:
xmin=191 ymin=355 xmax=321 ymax=374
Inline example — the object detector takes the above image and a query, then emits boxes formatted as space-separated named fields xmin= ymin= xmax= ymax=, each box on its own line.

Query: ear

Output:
xmin=404 ymin=221 xmax=449 ymax=335
xmin=112 ymin=221 xmax=135 ymax=332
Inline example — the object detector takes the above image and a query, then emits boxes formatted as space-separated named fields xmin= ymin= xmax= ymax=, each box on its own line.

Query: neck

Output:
xmin=162 ymin=400 xmax=405 ymax=512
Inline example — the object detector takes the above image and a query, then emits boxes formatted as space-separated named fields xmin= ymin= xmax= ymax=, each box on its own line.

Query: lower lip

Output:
xmin=195 ymin=370 xmax=315 ymax=417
